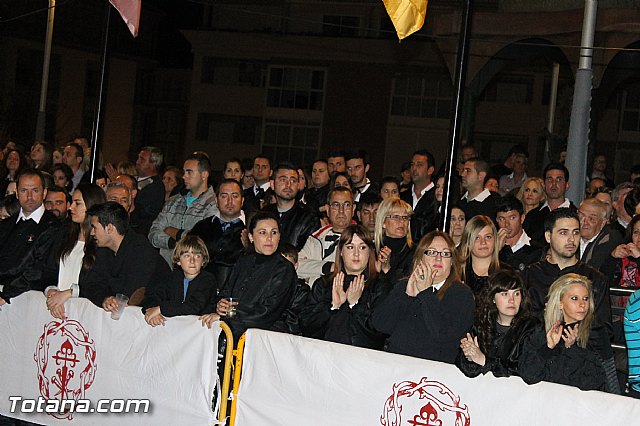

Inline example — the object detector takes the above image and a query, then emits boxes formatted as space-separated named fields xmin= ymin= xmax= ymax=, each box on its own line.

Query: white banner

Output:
xmin=0 ymin=291 xmax=220 ymax=425
xmin=235 ymin=329 xmax=640 ymax=426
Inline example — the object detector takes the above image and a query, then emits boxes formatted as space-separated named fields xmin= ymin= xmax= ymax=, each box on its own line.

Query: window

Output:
xmin=267 ymin=67 xmax=325 ymax=110
xmin=481 ymin=74 xmax=534 ymax=104
xmin=323 ymin=15 xmax=360 ymax=37
xmin=390 ymin=73 xmax=453 ymax=119
xmin=622 ymin=82 xmax=640 ymax=132
xmin=262 ymin=120 xmax=320 ymax=165
xmin=195 ymin=114 xmax=260 ymax=145
xmin=201 ymin=57 xmax=265 ymax=87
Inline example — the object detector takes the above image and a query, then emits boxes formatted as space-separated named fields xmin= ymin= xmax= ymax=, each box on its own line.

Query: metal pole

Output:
xmin=566 ymin=0 xmax=598 ymax=204
xmin=543 ymin=62 xmax=560 ymax=165
xmin=441 ymin=0 xmax=473 ymax=232
xmin=35 ymin=0 xmax=56 ymax=141
xmin=88 ymin=3 xmax=112 ymax=183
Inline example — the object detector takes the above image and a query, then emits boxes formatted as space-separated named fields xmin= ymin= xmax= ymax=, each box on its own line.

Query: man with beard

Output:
xmin=297 ymin=187 xmax=355 ymax=285
xmin=346 ymin=150 xmax=377 ymax=202
xmin=263 ymin=162 xmax=319 ymax=251
xmin=495 ymin=195 xmax=541 ymax=271
xmin=44 ymin=186 xmax=70 ymax=220
xmin=459 ymin=157 xmax=500 ymax=221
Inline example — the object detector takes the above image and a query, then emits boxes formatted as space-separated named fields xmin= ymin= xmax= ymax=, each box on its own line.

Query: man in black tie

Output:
xmin=243 ymin=154 xmax=272 ymax=215
xmin=189 ymin=179 xmax=246 ymax=286
xmin=400 ymin=149 xmax=438 ymax=242
xmin=346 ymin=150 xmax=377 ymax=202
xmin=0 ymin=169 xmax=58 ymax=305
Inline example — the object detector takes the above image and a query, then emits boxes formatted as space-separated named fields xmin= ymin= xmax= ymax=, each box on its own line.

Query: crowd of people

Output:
xmin=2 ymin=138 xmax=640 ymax=410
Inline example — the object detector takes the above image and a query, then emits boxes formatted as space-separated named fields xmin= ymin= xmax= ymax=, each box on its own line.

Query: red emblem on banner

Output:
xmin=380 ymin=377 xmax=470 ymax=426
xmin=34 ymin=320 xmax=97 ymax=420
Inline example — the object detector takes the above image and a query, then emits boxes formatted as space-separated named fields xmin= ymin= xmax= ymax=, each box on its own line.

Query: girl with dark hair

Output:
xmin=456 ymin=269 xmax=538 ymax=378
xmin=372 ymin=231 xmax=474 ymax=363
xmin=52 ymin=163 xmax=74 ymax=193
xmin=200 ymin=211 xmax=297 ymax=340
xmin=30 ymin=141 xmax=53 ymax=172
xmin=44 ymin=183 xmax=107 ymax=318
xmin=300 ymin=224 xmax=392 ymax=349
xmin=0 ymin=149 xmax=25 ymax=196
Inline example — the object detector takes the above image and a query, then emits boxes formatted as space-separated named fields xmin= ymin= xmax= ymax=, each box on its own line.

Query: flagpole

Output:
xmin=441 ymin=0 xmax=473 ymax=232
xmin=88 ymin=2 xmax=112 ymax=183
xmin=35 ymin=0 xmax=56 ymax=141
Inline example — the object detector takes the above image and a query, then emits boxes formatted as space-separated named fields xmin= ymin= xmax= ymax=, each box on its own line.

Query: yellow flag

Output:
xmin=382 ymin=0 xmax=428 ymax=40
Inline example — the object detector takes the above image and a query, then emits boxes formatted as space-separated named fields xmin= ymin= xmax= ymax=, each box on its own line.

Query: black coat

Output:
xmin=263 ymin=202 xmax=320 ymax=251
xmin=498 ymin=240 xmax=543 ymax=272
xmin=212 ymin=252 xmax=297 ymax=339
xmin=456 ymin=316 xmax=539 ymax=378
xmin=522 ymin=203 xmax=577 ymax=246
xmin=142 ymin=269 xmax=217 ymax=317
xmin=372 ymin=279 xmax=474 ymax=363
xmin=188 ymin=216 xmax=245 ymax=287
xmin=518 ymin=325 xmax=606 ymax=392
xmin=136 ymin=175 xmax=165 ymax=221
xmin=0 ymin=210 xmax=59 ymax=299
xmin=400 ymin=186 xmax=438 ymax=242
xmin=458 ymin=191 xmax=501 ymax=222
xmin=80 ymin=230 xmax=172 ymax=306
xmin=300 ymin=273 xmax=392 ymax=349
xmin=579 ymin=227 xmax=623 ymax=271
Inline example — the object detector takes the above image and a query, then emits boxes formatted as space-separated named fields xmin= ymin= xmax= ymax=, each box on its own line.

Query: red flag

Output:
xmin=109 ymin=0 xmax=141 ymax=37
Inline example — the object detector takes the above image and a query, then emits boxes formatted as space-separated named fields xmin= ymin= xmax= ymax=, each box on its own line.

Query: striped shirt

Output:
xmin=624 ymin=290 xmax=640 ymax=392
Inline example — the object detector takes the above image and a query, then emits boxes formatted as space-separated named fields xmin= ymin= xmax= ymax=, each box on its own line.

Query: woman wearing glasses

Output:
xmin=458 ymin=215 xmax=502 ymax=297
xmin=300 ymin=224 xmax=392 ymax=349
xmin=374 ymin=198 xmax=415 ymax=281
xmin=372 ymin=231 xmax=474 ymax=363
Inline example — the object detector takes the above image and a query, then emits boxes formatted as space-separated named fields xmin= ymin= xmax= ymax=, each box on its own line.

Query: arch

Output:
xmin=594 ymin=40 xmax=640 ymax=117
xmin=468 ymin=38 xmax=572 ymax=97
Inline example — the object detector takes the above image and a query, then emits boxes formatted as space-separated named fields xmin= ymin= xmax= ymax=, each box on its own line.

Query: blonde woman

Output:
xmin=516 ymin=177 xmax=545 ymax=216
xmin=519 ymin=274 xmax=619 ymax=393
xmin=457 ymin=215 xmax=501 ymax=296
xmin=374 ymin=198 xmax=414 ymax=279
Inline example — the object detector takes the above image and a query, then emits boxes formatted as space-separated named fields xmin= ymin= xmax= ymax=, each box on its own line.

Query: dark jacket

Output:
xmin=518 ymin=325 xmax=606 ymax=392
xmin=381 ymin=236 xmax=415 ymax=283
xmin=271 ymin=278 xmax=311 ymax=336
xmin=188 ymin=216 xmax=245 ymax=287
xmin=80 ymin=230 xmax=172 ymax=307
xmin=522 ymin=202 xmax=577 ymax=246
xmin=263 ymin=202 xmax=320 ymax=251
xmin=458 ymin=191 xmax=501 ymax=222
xmin=456 ymin=316 xmax=539 ymax=378
xmin=579 ymin=227 xmax=623 ymax=271
xmin=142 ymin=269 xmax=217 ymax=317
xmin=498 ymin=240 xmax=543 ymax=272
xmin=300 ymin=273 xmax=392 ymax=349
xmin=521 ymin=260 xmax=613 ymax=339
xmin=136 ymin=175 xmax=165 ymax=221
xmin=401 ymin=186 xmax=438 ymax=242
xmin=211 ymin=252 xmax=297 ymax=340
xmin=0 ymin=210 xmax=59 ymax=300
xmin=372 ymin=279 xmax=474 ymax=363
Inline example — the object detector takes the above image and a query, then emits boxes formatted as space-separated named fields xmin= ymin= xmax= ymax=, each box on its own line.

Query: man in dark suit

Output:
xmin=189 ymin=179 xmax=246 ymax=287
xmin=243 ymin=154 xmax=272 ymax=215
xmin=579 ymin=197 xmax=623 ymax=270
xmin=495 ymin=195 xmax=542 ymax=272
xmin=135 ymin=146 xmax=166 ymax=222
xmin=400 ymin=149 xmax=438 ymax=242
xmin=459 ymin=157 xmax=501 ymax=221
xmin=0 ymin=169 xmax=59 ymax=304
xmin=346 ymin=150 xmax=378 ymax=202
xmin=522 ymin=162 xmax=576 ymax=245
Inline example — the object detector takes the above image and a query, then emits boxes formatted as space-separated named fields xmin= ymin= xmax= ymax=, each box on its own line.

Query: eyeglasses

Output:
xmin=386 ymin=214 xmax=410 ymax=222
xmin=424 ymin=249 xmax=453 ymax=258
xmin=329 ymin=201 xmax=353 ymax=210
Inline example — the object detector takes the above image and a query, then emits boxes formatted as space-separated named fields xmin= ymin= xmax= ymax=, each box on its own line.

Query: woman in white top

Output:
xmin=45 ymin=183 xmax=106 ymax=319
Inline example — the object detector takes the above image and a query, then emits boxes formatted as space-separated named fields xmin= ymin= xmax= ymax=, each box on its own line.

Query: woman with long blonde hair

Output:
xmin=519 ymin=274 xmax=619 ymax=393
xmin=457 ymin=215 xmax=501 ymax=296
xmin=516 ymin=177 xmax=545 ymax=216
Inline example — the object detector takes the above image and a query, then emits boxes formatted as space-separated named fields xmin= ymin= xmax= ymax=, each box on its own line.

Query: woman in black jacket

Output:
xmin=372 ymin=231 xmax=474 ymax=363
xmin=300 ymin=224 xmax=392 ymax=349
xmin=518 ymin=273 xmax=617 ymax=393
xmin=456 ymin=269 xmax=538 ymax=378
xmin=374 ymin=198 xmax=415 ymax=281
xmin=200 ymin=211 xmax=297 ymax=340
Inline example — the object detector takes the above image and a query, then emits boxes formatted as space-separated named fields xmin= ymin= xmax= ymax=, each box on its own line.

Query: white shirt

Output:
xmin=540 ymin=198 xmax=571 ymax=211
xmin=461 ymin=188 xmax=491 ymax=202
xmin=411 ymin=182 xmax=434 ymax=209
xmin=509 ymin=230 xmax=531 ymax=253
xmin=432 ymin=279 xmax=447 ymax=292
xmin=354 ymin=179 xmax=371 ymax=202
xmin=253 ymin=181 xmax=270 ymax=195
xmin=17 ymin=204 xmax=46 ymax=224
xmin=58 ymin=241 xmax=85 ymax=291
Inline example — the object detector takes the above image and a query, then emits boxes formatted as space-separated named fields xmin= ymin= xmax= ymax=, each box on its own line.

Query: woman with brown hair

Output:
xmin=372 ymin=231 xmax=474 ymax=363
xmin=300 ymin=224 xmax=392 ymax=349
xmin=458 ymin=215 xmax=502 ymax=296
